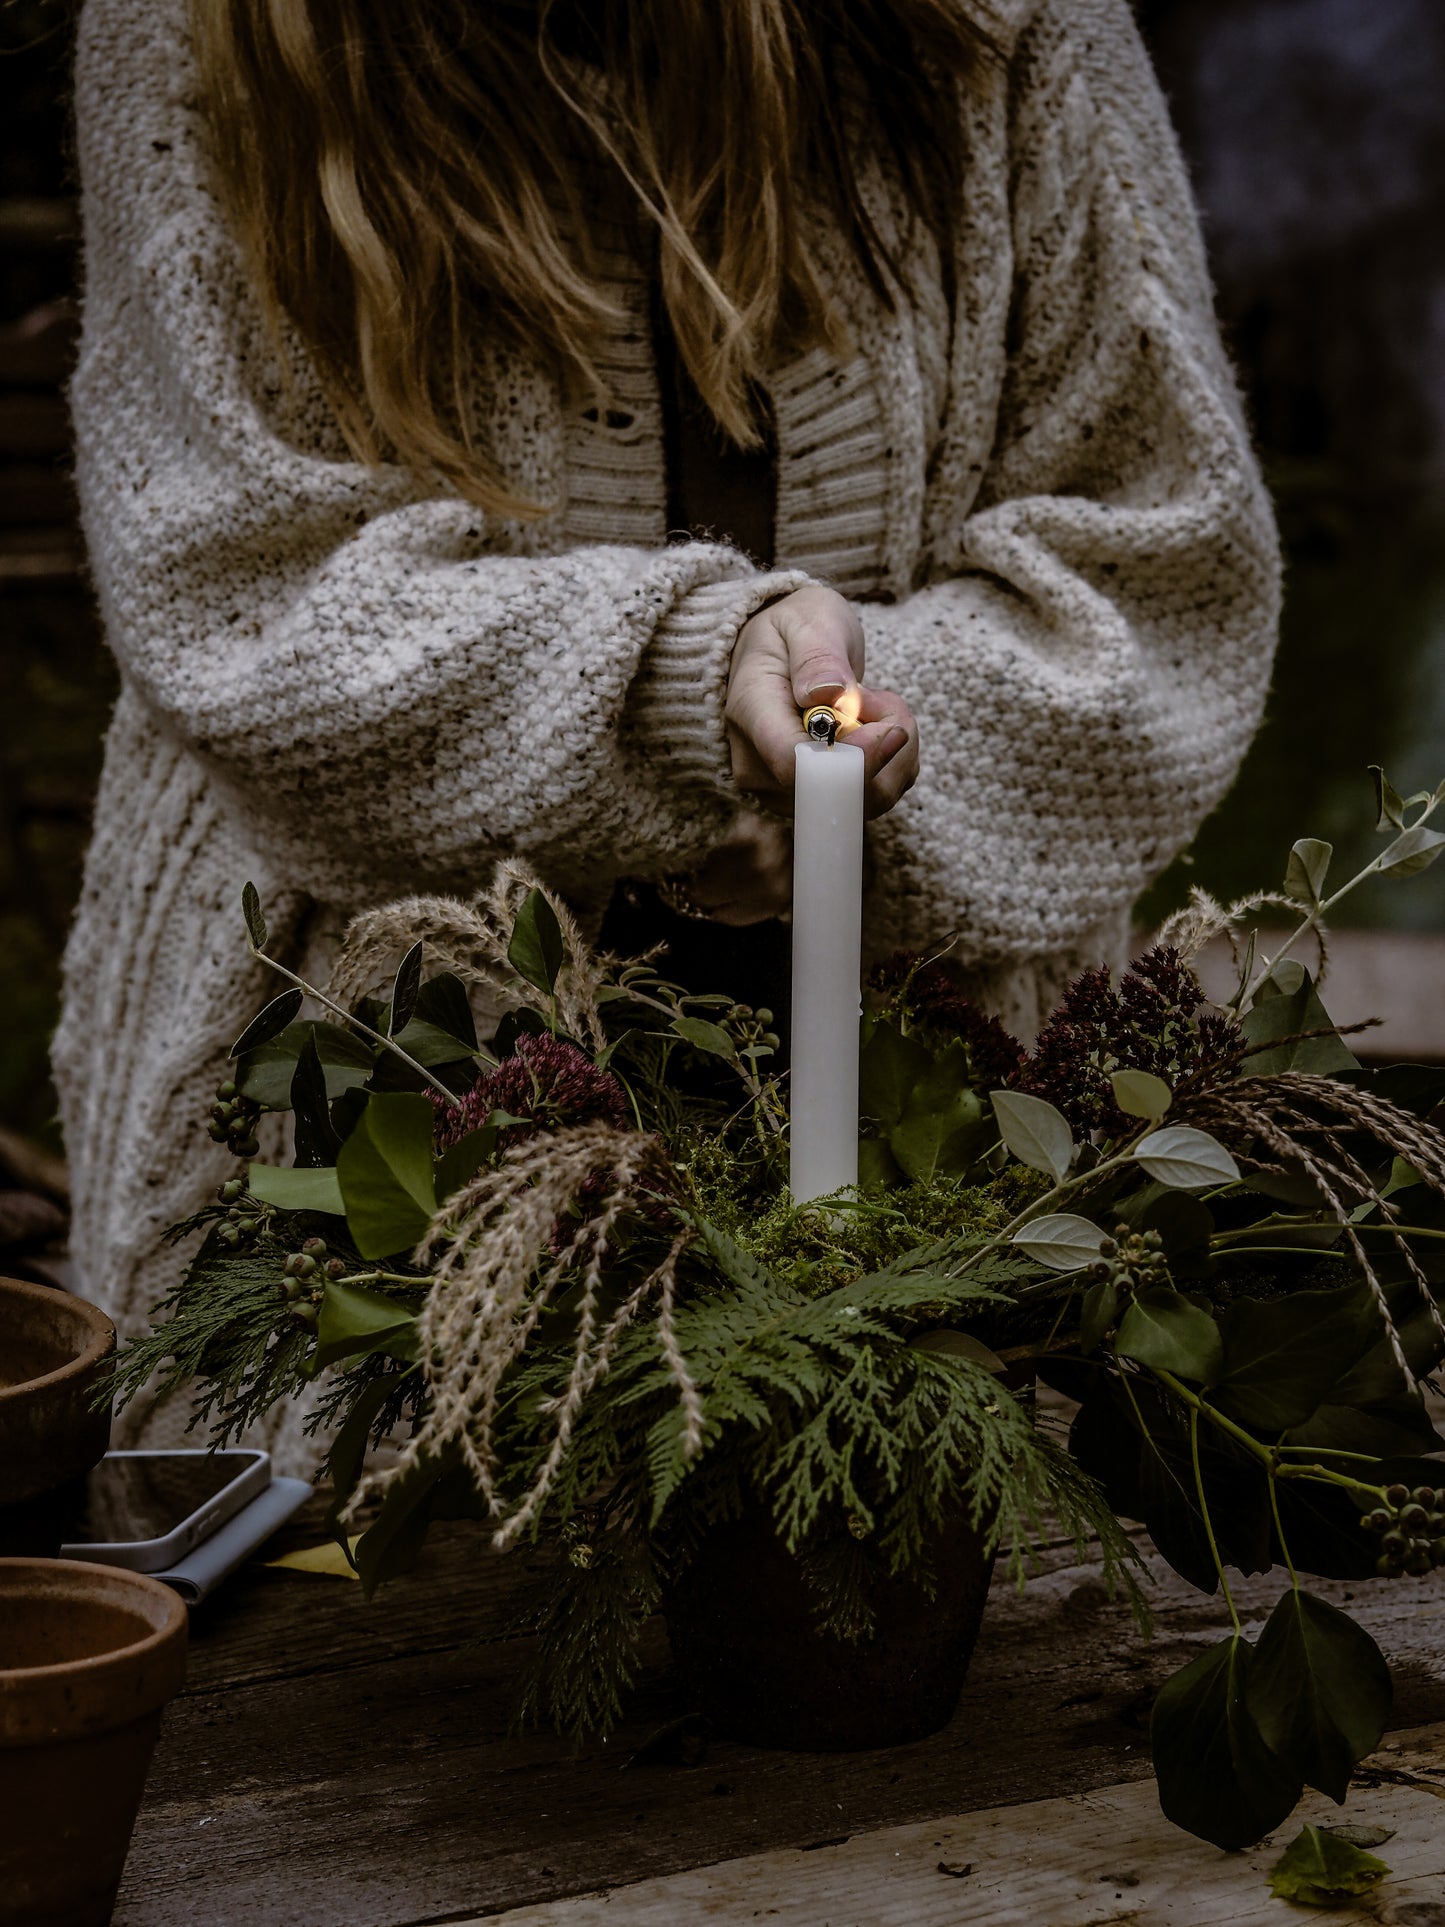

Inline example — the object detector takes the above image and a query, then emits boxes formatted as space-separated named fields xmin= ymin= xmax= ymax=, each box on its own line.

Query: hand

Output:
xmin=684 ymin=811 xmax=792 ymax=927
xmin=725 ymin=584 xmax=919 ymax=821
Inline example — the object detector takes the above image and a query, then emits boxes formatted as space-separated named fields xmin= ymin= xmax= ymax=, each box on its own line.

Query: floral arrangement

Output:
xmin=116 ymin=767 xmax=1445 ymax=1856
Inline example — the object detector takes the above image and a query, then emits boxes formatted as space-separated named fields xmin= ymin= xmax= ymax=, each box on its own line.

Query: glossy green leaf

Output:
xmin=435 ymin=1125 xmax=496 ymax=1201
xmin=888 ymin=1042 xmax=988 ymax=1181
xmin=411 ymin=971 xmax=477 ymax=1051
xmin=1133 ymin=1127 xmax=1239 ymax=1191
xmin=290 ymin=1032 xmax=341 ymax=1168
xmin=857 ymin=1136 xmax=906 ymax=1192
xmin=1140 ymin=1189 xmax=1215 ymax=1276
xmin=388 ymin=940 xmax=424 ymax=1038
xmin=1151 ymin=1636 xmax=1301 ymax=1850
xmin=1248 ymin=1592 xmax=1391 ymax=1802
xmin=991 ymin=1091 xmax=1074 ymax=1183
xmin=353 ymin=1450 xmax=452 ymax=1598
xmin=326 ymin=1373 xmax=396 ymax=1525
xmin=507 ymin=887 xmax=565 ymax=994
xmin=336 ymin=1092 xmax=438 ymax=1259
xmin=1378 ymin=823 xmax=1445 ymax=878
xmin=316 ymin=1280 xmax=419 ymax=1370
xmin=671 ymin=1016 xmax=736 ymax=1059
xmin=245 ymin=1164 xmax=345 ymax=1215
xmin=235 ymin=1020 xmax=376 ymax=1109
xmin=1079 ymin=1278 xmax=1119 ymax=1356
xmin=229 ymin=987 xmax=303 ymax=1061
xmin=1267 ymin=1823 xmax=1390 ymax=1905
xmin=1011 ymin=1213 xmax=1107 ymax=1271
xmin=1283 ymin=837 xmax=1332 ymax=907
xmin=1211 ymin=1283 xmax=1379 ymax=1432
xmin=242 ymin=879 xmax=268 ymax=950
xmin=1115 ymin=1288 xmax=1224 ymax=1382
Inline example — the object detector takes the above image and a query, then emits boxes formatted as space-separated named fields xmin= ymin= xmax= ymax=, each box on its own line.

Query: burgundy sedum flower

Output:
xmin=868 ymin=951 xmax=1026 ymax=1090
xmin=433 ymin=1031 xmax=629 ymax=1153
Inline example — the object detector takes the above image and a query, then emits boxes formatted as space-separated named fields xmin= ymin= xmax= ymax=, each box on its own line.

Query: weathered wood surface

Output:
xmin=115 ymin=1503 xmax=1445 ymax=1927
xmin=488 ymin=1722 xmax=1445 ymax=1927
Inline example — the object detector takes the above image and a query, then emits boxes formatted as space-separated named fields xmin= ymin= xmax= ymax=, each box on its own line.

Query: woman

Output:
xmin=58 ymin=0 xmax=1278 ymax=1457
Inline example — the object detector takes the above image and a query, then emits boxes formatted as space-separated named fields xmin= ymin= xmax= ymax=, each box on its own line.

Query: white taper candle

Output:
xmin=789 ymin=737 xmax=866 ymax=1203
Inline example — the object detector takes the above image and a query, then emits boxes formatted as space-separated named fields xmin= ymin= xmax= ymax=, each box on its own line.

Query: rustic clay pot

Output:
xmin=0 ymin=1558 xmax=187 ymax=1925
xmin=0 ymin=1277 xmax=115 ymax=1555
xmin=666 ymin=1505 xmax=995 ymax=1751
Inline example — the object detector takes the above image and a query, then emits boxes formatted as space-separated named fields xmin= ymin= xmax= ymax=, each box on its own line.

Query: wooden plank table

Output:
xmin=115 ymin=1503 xmax=1445 ymax=1926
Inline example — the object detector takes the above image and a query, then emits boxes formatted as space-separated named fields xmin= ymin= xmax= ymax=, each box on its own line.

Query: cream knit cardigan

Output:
xmin=58 ymin=0 xmax=1279 ymax=1461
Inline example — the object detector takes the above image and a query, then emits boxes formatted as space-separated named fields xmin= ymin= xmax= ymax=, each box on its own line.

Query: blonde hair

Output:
xmin=193 ymin=0 xmax=988 ymax=513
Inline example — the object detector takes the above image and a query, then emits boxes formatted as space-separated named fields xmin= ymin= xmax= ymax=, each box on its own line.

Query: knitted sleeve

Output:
xmin=68 ymin=0 xmax=806 ymax=906
xmin=860 ymin=0 xmax=1280 ymax=964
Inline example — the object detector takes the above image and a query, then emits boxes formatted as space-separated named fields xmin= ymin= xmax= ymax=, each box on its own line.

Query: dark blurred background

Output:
xmin=2 ymin=0 xmax=1443 ymax=1175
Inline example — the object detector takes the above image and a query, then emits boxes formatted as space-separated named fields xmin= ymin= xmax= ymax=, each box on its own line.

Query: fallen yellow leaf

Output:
xmin=262 ymin=1539 xmax=361 ymax=1579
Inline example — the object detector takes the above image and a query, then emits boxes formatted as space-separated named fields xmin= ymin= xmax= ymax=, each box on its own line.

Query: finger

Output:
xmin=864 ymin=740 xmax=919 ymax=819
xmin=775 ymin=600 xmax=866 ymax=711
xmin=727 ymin=681 xmax=806 ymax=793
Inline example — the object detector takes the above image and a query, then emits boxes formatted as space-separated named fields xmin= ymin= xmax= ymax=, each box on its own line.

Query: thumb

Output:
xmin=774 ymin=594 xmax=865 ymax=712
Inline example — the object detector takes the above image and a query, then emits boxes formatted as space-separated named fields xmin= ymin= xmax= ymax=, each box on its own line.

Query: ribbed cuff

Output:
xmin=630 ymin=568 xmax=813 ymax=794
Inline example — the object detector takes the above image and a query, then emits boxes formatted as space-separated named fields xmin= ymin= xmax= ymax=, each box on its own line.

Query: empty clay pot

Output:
xmin=0 ymin=1277 xmax=115 ymax=1555
xmin=0 ymin=1558 xmax=187 ymax=1925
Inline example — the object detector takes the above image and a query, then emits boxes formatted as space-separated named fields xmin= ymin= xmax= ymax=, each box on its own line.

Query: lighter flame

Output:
xmin=831 ymin=687 xmax=863 ymax=730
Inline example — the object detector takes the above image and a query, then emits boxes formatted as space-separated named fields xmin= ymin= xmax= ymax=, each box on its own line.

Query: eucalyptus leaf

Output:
xmin=1110 ymin=1069 xmax=1172 ymax=1120
xmin=1283 ymin=837 xmax=1332 ymax=907
xmin=1369 ymin=764 xmax=1406 ymax=832
xmin=245 ymin=1164 xmax=345 ymax=1215
xmin=229 ymin=988 xmax=303 ymax=1060
xmin=242 ymin=879 xmax=268 ymax=950
xmin=1267 ymin=1823 xmax=1390 ymax=1906
xmin=1133 ymin=1127 xmax=1239 ymax=1191
xmin=1248 ymin=1592 xmax=1391 ymax=1802
xmin=671 ymin=1016 xmax=737 ymax=1060
xmin=388 ymin=941 xmax=424 ymax=1038
xmin=508 ymin=888 xmax=565 ymax=995
xmin=991 ymin=1091 xmax=1074 ymax=1183
xmin=1115 ymin=1287 xmax=1224 ymax=1382
xmin=1378 ymin=823 xmax=1445 ymax=879
xmin=1011 ymin=1213 xmax=1107 ymax=1271
xmin=1151 ymin=1636 xmax=1302 ymax=1851
xmin=335 ymin=1092 xmax=438 ymax=1259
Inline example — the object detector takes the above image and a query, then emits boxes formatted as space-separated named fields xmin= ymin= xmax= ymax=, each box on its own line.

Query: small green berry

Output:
xmin=1405 ymin=1546 xmax=1433 ymax=1576
xmin=216 ymin=1080 xmax=238 ymax=1102
xmin=1400 ymin=1503 xmax=1429 ymax=1532
xmin=1362 ymin=1510 xmax=1390 ymax=1535
xmin=206 ymin=1119 xmax=228 ymax=1143
xmin=232 ymin=1135 xmax=260 ymax=1159
xmin=219 ymin=1178 xmax=244 ymax=1203
xmin=1381 ymin=1529 xmax=1408 ymax=1555
xmin=1411 ymin=1486 xmax=1438 ymax=1510
xmin=325 ymin=1258 xmax=346 ymax=1280
xmin=302 ymin=1236 xmax=327 ymax=1257
xmin=1386 ymin=1482 xmax=1411 ymax=1508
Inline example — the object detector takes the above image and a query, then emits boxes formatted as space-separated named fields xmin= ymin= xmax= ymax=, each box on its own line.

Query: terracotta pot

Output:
xmin=0 ymin=1558 xmax=187 ymax=1925
xmin=666 ymin=1505 xmax=995 ymax=1751
xmin=0 ymin=1277 xmax=115 ymax=1555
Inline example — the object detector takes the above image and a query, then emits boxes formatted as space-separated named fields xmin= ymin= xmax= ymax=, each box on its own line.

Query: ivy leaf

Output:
xmin=1079 ymin=1278 xmax=1119 ymax=1355
xmin=1115 ymin=1287 xmax=1224 ymax=1382
xmin=242 ymin=879 xmax=268 ymax=950
xmin=671 ymin=1016 xmax=737 ymax=1060
xmin=336 ymin=1092 xmax=438 ymax=1259
xmin=1283 ymin=837 xmax=1332 ymax=907
xmin=1267 ymin=1823 xmax=1390 ymax=1905
xmin=1369 ymin=764 xmax=1407 ymax=832
xmin=315 ymin=1280 xmax=419 ymax=1370
xmin=1240 ymin=965 xmax=1358 ymax=1075
xmin=1011 ymin=1213 xmax=1107 ymax=1271
xmin=991 ymin=1091 xmax=1074 ymax=1183
xmin=1151 ymin=1636 xmax=1301 ymax=1850
xmin=1378 ymin=823 xmax=1445 ymax=879
xmin=326 ymin=1373 xmax=395 ymax=1528
xmin=229 ymin=988 xmax=303 ymax=1060
xmin=388 ymin=941 xmax=424 ymax=1038
xmin=507 ymin=887 xmax=565 ymax=995
xmin=352 ymin=1450 xmax=453 ymax=1598
xmin=888 ymin=1042 xmax=988 ymax=1181
xmin=1248 ymin=1592 xmax=1392 ymax=1802
xmin=1110 ymin=1069 xmax=1172 ymax=1120
xmin=1211 ymin=1282 xmax=1380 ymax=1432
xmin=245 ymin=1164 xmax=345 ymax=1215
xmin=1133 ymin=1127 xmax=1239 ymax=1191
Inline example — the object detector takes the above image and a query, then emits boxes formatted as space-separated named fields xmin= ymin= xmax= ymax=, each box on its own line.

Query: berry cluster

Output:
xmin=1084 ymin=1223 xmax=1169 ymax=1294
xmin=279 ymin=1236 xmax=346 ymax=1327
xmin=1362 ymin=1481 xmax=1445 ymax=1578
xmin=214 ymin=1175 xmax=269 ymax=1249
xmin=206 ymin=1079 xmax=262 ymax=1160
xmin=724 ymin=1003 xmax=782 ymax=1063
